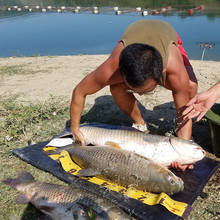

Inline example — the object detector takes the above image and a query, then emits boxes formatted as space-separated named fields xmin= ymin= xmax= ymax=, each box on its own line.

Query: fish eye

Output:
xmin=168 ymin=172 xmax=175 ymax=185
xmin=170 ymin=179 xmax=175 ymax=185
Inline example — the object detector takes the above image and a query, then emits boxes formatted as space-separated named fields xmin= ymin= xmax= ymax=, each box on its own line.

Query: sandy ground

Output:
xmin=0 ymin=55 xmax=220 ymax=146
xmin=0 ymin=55 xmax=219 ymax=105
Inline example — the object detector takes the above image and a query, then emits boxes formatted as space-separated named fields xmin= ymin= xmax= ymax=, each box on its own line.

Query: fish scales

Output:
xmin=85 ymin=147 xmax=129 ymax=177
xmin=79 ymin=124 xmax=205 ymax=167
xmin=83 ymin=146 xmax=131 ymax=177
xmin=60 ymin=144 xmax=184 ymax=194
xmin=3 ymin=172 xmax=132 ymax=220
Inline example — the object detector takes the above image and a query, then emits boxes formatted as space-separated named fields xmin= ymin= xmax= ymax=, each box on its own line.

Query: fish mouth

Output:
xmin=196 ymin=147 xmax=206 ymax=156
xmin=178 ymin=178 xmax=184 ymax=191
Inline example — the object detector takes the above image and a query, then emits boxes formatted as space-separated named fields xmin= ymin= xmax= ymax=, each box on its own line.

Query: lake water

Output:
xmin=0 ymin=5 xmax=220 ymax=60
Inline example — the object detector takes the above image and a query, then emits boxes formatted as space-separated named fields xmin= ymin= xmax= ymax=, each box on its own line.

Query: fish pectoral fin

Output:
xmin=105 ymin=141 xmax=122 ymax=149
xmin=15 ymin=193 xmax=30 ymax=204
xmin=77 ymin=168 xmax=100 ymax=177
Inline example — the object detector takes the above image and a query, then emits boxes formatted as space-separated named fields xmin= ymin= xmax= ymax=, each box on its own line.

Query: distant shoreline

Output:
xmin=1 ymin=54 xmax=220 ymax=62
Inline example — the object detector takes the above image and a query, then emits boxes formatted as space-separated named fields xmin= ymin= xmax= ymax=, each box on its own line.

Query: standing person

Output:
xmin=182 ymin=81 xmax=220 ymax=121
xmin=70 ymin=20 xmax=198 ymax=171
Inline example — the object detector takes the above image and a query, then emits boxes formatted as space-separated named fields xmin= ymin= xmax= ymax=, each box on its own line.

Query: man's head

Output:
xmin=119 ymin=43 xmax=163 ymax=91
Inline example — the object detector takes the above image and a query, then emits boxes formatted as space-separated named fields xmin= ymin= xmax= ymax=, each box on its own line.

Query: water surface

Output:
xmin=0 ymin=1 xmax=220 ymax=60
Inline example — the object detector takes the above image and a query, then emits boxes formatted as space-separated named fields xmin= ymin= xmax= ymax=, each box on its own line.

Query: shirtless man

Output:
xmin=70 ymin=20 xmax=198 ymax=171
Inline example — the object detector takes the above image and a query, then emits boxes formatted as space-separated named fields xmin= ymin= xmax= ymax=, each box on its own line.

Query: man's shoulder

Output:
xmin=91 ymin=43 xmax=124 ymax=86
xmin=167 ymin=44 xmax=185 ymax=72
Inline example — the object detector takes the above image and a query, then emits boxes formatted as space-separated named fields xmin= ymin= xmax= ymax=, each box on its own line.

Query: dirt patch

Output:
xmin=0 ymin=56 xmax=219 ymax=104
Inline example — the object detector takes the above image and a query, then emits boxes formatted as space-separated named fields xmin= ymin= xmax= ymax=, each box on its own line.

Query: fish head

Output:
xmin=170 ymin=137 xmax=205 ymax=165
xmin=164 ymin=170 xmax=184 ymax=195
xmin=148 ymin=163 xmax=184 ymax=194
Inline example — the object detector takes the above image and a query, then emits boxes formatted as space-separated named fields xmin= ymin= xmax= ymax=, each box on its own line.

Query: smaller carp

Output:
xmin=49 ymin=144 xmax=184 ymax=195
xmin=3 ymin=171 xmax=132 ymax=220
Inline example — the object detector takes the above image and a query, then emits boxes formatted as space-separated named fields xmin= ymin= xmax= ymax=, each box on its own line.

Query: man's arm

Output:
xmin=70 ymin=43 xmax=123 ymax=145
xmin=166 ymin=44 xmax=196 ymax=171
xmin=166 ymin=44 xmax=193 ymax=140
xmin=70 ymin=73 xmax=105 ymax=145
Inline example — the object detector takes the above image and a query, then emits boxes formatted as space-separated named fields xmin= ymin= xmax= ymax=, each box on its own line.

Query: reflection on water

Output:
xmin=0 ymin=0 xmax=220 ymax=60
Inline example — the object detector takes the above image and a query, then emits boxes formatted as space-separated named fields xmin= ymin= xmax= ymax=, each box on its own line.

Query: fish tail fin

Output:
xmin=2 ymin=171 xmax=34 ymax=189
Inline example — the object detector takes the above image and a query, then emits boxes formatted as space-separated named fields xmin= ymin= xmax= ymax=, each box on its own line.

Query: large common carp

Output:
xmin=3 ymin=171 xmax=132 ymax=220
xmin=73 ymin=123 xmax=205 ymax=167
xmin=48 ymin=143 xmax=184 ymax=195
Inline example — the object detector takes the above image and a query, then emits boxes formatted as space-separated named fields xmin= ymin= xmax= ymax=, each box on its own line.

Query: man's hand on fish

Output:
xmin=72 ymin=129 xmax=85 ymax=146
xmin=169 ymin=161 xmax=194 ymax=171
xmin=173 ymin=115 xmax=198 ymax=171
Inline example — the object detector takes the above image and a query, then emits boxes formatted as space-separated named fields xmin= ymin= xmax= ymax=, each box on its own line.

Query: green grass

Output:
xmin=0 ymin=64 xmax=48 ymax=76
xmin=0 ymin=95 xmax=219 ymax=220
xmin=0 ymin=65 xmax=27 ymax=76
xmin=0 ymin=95 xmax=70 ymax=220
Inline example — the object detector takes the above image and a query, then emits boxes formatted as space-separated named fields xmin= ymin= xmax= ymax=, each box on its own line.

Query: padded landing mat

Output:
xmin=13 ymin=142 xmax=219 ymax=220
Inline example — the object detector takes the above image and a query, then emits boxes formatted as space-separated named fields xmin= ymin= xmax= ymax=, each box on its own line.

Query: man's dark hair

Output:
xmin=119 ymin=43 xmax=163 ymax=87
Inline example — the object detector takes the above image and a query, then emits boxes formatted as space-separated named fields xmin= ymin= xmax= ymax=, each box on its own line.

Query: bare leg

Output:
xmin=110 ymin=83 xmax=145 ymax=124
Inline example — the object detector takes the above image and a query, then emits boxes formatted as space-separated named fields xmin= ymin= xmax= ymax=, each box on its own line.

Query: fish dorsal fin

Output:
xmin=16 ymin=193 xmax=30 ymax=204
xmin=77 ymin=168 xmax=101 ymax=177
xmin=105 ymin=141 xmax=122 ymax=149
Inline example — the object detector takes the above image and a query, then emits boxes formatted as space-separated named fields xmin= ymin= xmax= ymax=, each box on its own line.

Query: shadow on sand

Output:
xmin=79 ymin=95 xmax=177 ymax=134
